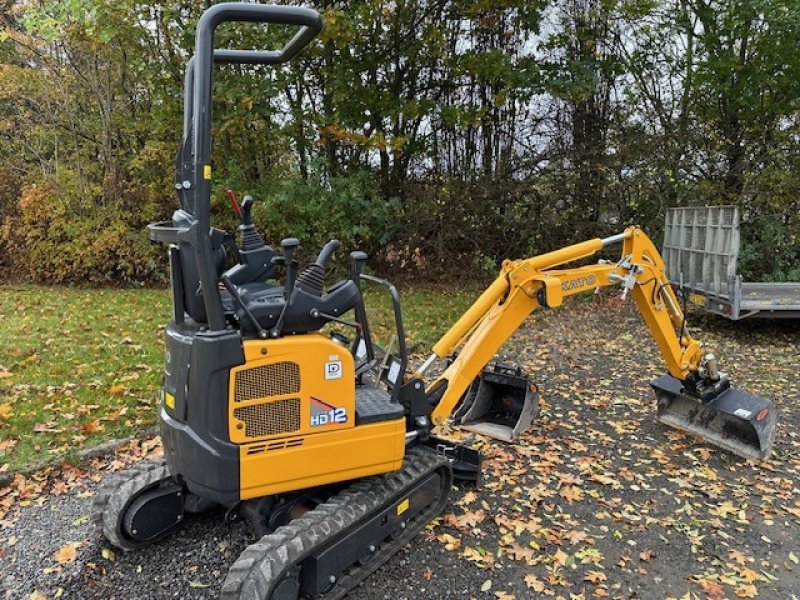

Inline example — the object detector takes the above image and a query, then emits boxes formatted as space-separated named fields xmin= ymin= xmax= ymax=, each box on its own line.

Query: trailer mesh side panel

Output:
xmin=662 ymin=206 xmax=739 ymax=299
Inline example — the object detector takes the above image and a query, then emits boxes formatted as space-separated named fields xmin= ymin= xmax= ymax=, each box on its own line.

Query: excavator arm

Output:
xmin=418 ymin=227 xmax=775 ymax=460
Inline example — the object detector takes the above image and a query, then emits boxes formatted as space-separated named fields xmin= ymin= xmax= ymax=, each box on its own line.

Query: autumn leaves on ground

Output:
xmin=1 ymin=286 xmax=799 ymax=599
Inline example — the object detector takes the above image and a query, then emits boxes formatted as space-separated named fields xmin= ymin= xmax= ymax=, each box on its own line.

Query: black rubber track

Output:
xmin=90 ymin=459 xmax=177 ymax=551
xmin=220 ymin=447 xmax=453 ymax=600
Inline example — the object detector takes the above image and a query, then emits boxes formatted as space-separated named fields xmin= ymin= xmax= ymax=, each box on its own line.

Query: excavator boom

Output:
xmin=421 ymin=227 xmax=776 ymax=460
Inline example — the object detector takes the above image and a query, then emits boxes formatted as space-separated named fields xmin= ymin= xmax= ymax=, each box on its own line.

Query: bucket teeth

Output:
xmin=650 ymin=374 xmax=776 ymax=461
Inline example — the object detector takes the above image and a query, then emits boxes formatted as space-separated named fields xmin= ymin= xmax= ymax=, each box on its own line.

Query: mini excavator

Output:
xmin=92 ymin=5 xmax=776 ymax=599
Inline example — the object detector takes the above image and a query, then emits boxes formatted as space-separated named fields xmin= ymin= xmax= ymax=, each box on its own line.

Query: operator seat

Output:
xmin=172 ymin=209 xmax=237 ymax=323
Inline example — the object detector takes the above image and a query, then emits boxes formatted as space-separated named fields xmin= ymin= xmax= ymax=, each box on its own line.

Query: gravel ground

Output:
xmin=2 ymin=300 xmax=799 ymax=600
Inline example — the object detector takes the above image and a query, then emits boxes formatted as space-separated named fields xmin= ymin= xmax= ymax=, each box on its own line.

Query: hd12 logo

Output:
xmin=310 ymin=397 xmax=348 ymax=427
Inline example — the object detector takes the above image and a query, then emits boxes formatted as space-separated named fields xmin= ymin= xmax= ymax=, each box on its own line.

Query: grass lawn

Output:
xmin=0 ymin=284 xmax=477 ymax=472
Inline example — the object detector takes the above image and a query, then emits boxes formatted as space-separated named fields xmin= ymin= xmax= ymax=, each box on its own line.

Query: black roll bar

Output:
xmin=181 ymin=4 xmax=321 ymax=331
xmin=177 ymin=49 xmax=310 ymax=212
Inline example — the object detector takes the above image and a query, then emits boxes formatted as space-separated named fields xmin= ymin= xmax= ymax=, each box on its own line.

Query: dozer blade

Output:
xmin=458 ymin=363 xmax=539 ymax=443
xmin=650 ymin=374 xmax=776 ymax=461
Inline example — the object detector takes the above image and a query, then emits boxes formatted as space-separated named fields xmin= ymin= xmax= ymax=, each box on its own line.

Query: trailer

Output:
xmin=662 ymin=206 xmax=800 ymax=320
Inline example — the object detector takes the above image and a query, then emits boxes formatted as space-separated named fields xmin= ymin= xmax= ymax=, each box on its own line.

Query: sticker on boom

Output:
xmin=310 ymin=397 xmax=348 ymax=427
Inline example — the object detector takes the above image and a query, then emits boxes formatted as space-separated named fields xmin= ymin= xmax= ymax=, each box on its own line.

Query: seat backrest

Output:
xmin=172 ymin=210 xmax=228 ymax=323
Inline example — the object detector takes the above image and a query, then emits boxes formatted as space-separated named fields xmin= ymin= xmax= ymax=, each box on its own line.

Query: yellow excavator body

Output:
xmin=231 ymin=335 xmax=405 ymax=499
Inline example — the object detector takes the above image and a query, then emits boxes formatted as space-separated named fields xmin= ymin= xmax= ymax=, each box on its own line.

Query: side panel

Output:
xmin=161 ymin=325 xmax=245 ymax=505
xmin=239 ymin=419 xmax=405 ymax=499
xmin=229 ymin=335 xmax=356 ymax=443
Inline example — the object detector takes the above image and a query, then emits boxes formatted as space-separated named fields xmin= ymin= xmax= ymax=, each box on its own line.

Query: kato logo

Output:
xmin=561 ymin=274 xmax=596 ymax=291
xmin=310 ymin=397 xmax=348 ymax=427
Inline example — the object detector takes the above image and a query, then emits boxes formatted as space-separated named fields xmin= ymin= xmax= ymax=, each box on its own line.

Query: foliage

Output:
xmin=0 ymin=0 xmax=799 ymax=283
xmin=739 ymin=214 xmax=800 ymax=282
xmin=250 ymin=169 xmax=402 ymax=259
xmin=1 ymin=173 xmax=164 ymax=285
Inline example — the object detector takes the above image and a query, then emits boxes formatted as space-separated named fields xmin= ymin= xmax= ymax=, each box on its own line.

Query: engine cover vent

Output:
xmin=234 ymin=361 xmax=300 ymax=403
xmin=234 ymin=398 xmax=301 ymax=438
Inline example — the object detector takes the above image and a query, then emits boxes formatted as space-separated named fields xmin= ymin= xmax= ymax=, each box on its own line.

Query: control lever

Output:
xmin=309 ymin=308 xmax=360 ymax=329
xmin=270 ymin=237 xmax=300 ymax=338
xmin=296 ymin=239 xmax=340 ymax=296
xmin=315 ymin=239 xmax=341 ymax=268
xmin=226 ymin=189 xmax=241 ymax=217
xmin=220 ymin=276 xmax=269 ymax=339
xmin=240 ymin=195 xmax=254 ymax=227
xmin=280 ymin=237 xmax=300 ymax=297
xmin=221 ymin=192 xmax=275 ymax=285
xmin=350 ymin=250 xmax=367 ymax=281
xmin=349 ymin=251 xmax=375 ymax=369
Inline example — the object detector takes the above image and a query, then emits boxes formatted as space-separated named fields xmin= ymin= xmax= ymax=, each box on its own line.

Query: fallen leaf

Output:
xmin=740 ymin=567 xmax=760 ymax=584
xmin=554 ymin=549 xmax=569 ymax=566
xmin=81 ymin=420 xmax=104 ymax=434
xmin=560 ymin=485 xmax=584 ymax=504
xmin=524 ymin=573 xmax=545 ymax=592
xmin=458 ymin=490 xmax=477 ymax=506
xmin=700 ymin=579 xmax=726 ymax=600
xmin=735 ymin=584 xmax=758 ymax=598
xmin=437 ymin=533 xmax=461 ymax=551
xmin=729 ymin=549 xmax=747 ymax=565
xmin=423 ymin=566 xmax=432 ymax=581
xmin=54 ymin=543 xmax=77 ymax=565
xmin=0 ymin=404 xmax=13 ymax=419
xmin=481 ymin=579 xmax=492 ymax=592
xmin=101 ymin=547 xmax=115 ymax=561
xmin=584 ymin=570 xmax=607 ymax=585
xmin=71 ymin=515 xmax=89 ymax=526
xmin=639 ymin=549 xmax=654 ymax=562
xmin=188 ymin=581 xmax=210 ymax=589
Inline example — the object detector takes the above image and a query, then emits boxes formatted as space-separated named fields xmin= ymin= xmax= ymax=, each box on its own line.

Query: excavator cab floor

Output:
xmin=650 ymin=374 xmax=776 ymax=461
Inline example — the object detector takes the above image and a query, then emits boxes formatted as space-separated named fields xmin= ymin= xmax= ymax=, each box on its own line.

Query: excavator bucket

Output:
xmin=457 ymin=364 xmax=539 ymax=443
xmin=650 ymin=375 xmax=776 ymax=461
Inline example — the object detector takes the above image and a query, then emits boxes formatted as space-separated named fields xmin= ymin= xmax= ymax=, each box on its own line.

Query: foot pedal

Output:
xmin=456 ymin=363 xmax=539 ymax=443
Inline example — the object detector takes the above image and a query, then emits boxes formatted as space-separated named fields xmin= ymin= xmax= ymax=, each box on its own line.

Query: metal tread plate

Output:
xmin=354 ymin=387 xmax=405 ymax=425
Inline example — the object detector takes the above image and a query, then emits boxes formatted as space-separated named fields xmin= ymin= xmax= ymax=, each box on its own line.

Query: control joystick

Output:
xmin=221 ymin=191 xmax=275 ymax=286
xmin=240 ymin=195 xmax=254 ymax=228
